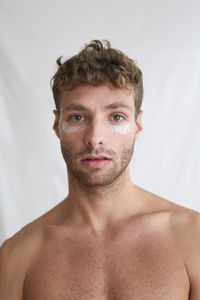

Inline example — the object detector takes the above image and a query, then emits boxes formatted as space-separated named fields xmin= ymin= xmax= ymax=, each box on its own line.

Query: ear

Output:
xmin=53 ymin=110 xmax=60 ymax=139
xmin=135 ymin=110 xmax=144 ymax=140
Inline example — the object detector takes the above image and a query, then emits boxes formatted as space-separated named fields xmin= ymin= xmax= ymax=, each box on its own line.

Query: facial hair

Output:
xmin=60 ymin=138 xmax=135 ymax=189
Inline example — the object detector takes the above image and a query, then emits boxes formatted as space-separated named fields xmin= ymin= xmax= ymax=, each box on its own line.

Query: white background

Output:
xmin=0 ymin=0 xmax=199 ymax=244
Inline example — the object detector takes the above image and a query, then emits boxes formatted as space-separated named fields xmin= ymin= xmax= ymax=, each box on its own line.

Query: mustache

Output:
xmin=75 ymin=147 xmax=115 ymax=157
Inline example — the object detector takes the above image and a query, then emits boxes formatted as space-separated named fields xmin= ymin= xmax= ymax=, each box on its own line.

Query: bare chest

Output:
xmin=23 ymin=228 xmax=190 ymax=300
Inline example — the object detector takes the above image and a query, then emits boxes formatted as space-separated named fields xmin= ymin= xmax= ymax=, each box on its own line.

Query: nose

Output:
xmin=84 ymin=118 xmax=106 ymax=148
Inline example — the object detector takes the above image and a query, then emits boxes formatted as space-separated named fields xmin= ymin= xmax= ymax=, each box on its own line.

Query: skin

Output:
xmin=53 ymin=84 xmax=143 ymax=232
xmin=0 ymin=84 xmax=200 ymax=300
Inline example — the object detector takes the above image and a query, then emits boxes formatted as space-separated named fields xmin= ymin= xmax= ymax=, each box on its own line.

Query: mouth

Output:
xmin=82 ymin=155 xmax=111 ymax=161
xmin=83 ymin=158 xmax=109 ymax=161
xmin=81 ymin=156 xmax=111 ymax=168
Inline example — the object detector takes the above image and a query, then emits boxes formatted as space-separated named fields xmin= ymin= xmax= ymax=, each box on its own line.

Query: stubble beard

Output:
xmin=60 ymin=139 xmax=135 ymax=189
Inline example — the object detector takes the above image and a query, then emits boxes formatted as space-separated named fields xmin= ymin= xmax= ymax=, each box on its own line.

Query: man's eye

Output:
xmin=69 ymin=114 xmax=124 ymax=122
xmin=70 ymin=114 xmax=85 ymax=122
xmin=111 ymin=115 xmax=124 ymax=122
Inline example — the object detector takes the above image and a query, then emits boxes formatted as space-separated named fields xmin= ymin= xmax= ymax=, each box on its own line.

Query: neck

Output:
xmin=63 ymin=168 xmax=142 ymax=235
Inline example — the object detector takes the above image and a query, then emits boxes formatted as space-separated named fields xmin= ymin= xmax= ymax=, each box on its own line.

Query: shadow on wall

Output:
xmin=0 ymin=44 xmax=32 ymax=245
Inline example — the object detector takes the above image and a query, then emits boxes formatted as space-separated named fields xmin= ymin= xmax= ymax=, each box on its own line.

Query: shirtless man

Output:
xmin=0 ymin=40 xmax=200 ymax=300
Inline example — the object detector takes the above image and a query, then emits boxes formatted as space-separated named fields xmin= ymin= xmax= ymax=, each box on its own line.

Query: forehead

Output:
xmin=60 ymin=84 xmax=135 ymax=112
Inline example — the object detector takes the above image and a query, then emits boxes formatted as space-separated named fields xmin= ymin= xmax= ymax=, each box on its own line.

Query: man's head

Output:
xmin=51 ymin=40 xmax=143 ymax=121
xmin=51 ymin=40 xmax=144 ymax=189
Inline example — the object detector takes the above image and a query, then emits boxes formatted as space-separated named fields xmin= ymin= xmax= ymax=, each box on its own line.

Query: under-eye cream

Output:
xmin=62 ymin=120 xmax=131 ymax=135
xmin=107 ymin=123 xmax=131 ymax=135
xmin=62 ymin=120 xmax=87 ymax=133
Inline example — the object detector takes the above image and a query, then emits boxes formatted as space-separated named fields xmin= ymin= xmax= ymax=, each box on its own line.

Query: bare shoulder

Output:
xmin=169 ymin=204 xmax=200 ymax=299
xmin=134 ymin=184 xmax=199 ymax=215
xmin=0 ymin=221 xmax=46 ymax=270
xmin=136 ymin=185 xmax=200 ymax=298
xmin=135 ymin=184 xmax=200 ymax=242
xmin=0 ymin=198 xmax=67 ymax=254
xmin=0 ymin=222 xmax=45 ymax=299
xmin=1 ymin=221 xmax=44 ymax=255
xmin=167 ymin=201 xmax=200 ymax=299
xmin=0 ymin=199 xmax=67 ymax=279
xmin=0 ymin=203 xmax=60 ymax=261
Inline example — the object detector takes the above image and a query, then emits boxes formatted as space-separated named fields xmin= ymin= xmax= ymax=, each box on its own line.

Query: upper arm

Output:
xmin=0 ymin=224 xmax=43 ymax=300
xmin=0 ymin=238 xmax=25 ymax=300
xmin=181 ymin=212 xmax=200 ymax=299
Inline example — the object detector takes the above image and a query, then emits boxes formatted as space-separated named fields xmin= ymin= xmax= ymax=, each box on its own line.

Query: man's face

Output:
xmin=53 ymin=84 xmax=143 ymax=188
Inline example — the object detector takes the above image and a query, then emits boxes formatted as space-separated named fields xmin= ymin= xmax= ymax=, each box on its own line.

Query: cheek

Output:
xmin=61 ymin=120 xmax=87 ymax=134
xmin=107 ymin=123 xmax=133 ymax=135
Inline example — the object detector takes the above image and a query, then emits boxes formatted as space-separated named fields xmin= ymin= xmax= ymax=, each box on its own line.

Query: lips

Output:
xmin=81 ymin=159 xmax=111 ymax=168
xmin=82 ymin=155 xmax=111 ymax=161
xmin=84 ymin=158 xmax=108 ymax=160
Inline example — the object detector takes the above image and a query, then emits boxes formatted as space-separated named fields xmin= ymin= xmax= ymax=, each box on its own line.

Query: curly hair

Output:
xmin=51 ymin=40 xmax=143 ymax=120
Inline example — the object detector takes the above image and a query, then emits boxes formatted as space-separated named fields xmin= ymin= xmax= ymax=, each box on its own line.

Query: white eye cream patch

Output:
xmin=61 ymin=120 xmax=131 ymax=135
xmin=62 ymin=120 xmax=87 ymax=133
xmin=107 ymin=123 xmax=131 ymax=135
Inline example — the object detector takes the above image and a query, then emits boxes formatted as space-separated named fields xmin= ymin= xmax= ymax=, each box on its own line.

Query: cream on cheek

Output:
xmin=106 ymin=122 xmax=132 ymax=135
xmin=61 ymin=120 xmax=132 ymax=135
xmin=61 ymin=120 xmax=87 ymax=133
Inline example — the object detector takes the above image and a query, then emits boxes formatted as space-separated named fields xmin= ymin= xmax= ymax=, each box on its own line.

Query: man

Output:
xmin=0 ymin=40 xmax=200 ymax=299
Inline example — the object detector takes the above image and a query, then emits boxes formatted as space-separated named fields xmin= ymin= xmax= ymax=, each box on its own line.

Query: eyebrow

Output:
xmin=63 ymin=102 xmax=132 ymax=112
